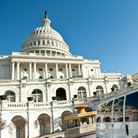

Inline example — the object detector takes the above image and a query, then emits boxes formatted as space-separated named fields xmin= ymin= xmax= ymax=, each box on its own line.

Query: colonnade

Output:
xmin=11 ymin=62 xmax=84 ymax=80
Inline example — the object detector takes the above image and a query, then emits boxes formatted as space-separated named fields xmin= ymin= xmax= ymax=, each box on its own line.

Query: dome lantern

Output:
xmin=42 ymin=10 xmax=51 ymax=27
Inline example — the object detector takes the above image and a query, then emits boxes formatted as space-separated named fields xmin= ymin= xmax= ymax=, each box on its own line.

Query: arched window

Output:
xmin=5 ymin=91 xmax=15 ymax=102
xmin=96 ymin=85 xmax=104 ymax=95
xmin=12 ymin=116 xmax=26 ymax=138
xmin=112 ymin=84 xmax=118 ymax=91
xmin=38 ymin=114 xmax=51 ymax=136
xmin=77 ymin=87 xmax=87 ymax=99
xmin=32 ymin=89 xmax=43 ymax=102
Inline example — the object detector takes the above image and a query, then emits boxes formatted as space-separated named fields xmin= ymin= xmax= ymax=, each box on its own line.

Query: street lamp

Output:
xmin=0 ymin=95 xmax=6 ymax=138
xmin=27 ymin=97 xmax=33 ymax=138
xmin=51 ymin=98 xmax=54 ymax=133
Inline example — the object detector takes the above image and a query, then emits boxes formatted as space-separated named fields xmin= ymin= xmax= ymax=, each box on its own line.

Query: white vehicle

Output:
xmin=96 ymin=88 xmax=138 ymax=138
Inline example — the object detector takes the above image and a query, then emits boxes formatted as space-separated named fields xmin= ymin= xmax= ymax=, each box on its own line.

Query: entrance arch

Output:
xmin=38 ymin=114 xmax=51 ymax=136
xmin=56 ymin=88 xmax=66 ymax=100
xmin=11 ymin=116 xmax=26 ymax=138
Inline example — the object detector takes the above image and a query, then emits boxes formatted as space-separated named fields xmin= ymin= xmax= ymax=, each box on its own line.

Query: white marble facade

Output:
xmin=0 ymin=12 xmax=122 ymax=138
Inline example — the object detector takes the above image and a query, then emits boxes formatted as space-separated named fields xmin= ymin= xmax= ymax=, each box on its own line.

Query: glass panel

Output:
xmin=59 ymin=68 xmax=62 ymax=71
xmin=113 ymin=97 xmax=124 ymax=122
xmin=96 ymin=85 xmax=103 ymax=89
xmin=103 ymin=101 xmax=113 ymax=122
xmin=37 ymin=94 xmax=42 ymax=102
xmin=32 ymin=89 xmax=42 ymax=102
xmin=10 ymin=96 xmax=15 ymax=102
xmin=125 ymin=91 xmax=138 ymax=122
xmin=33 ymin=96 xmax=36 ymax=102
xmin=83 ymin=92 xmax=86 ymax=98
xmin=96 ymin=103 xmax=104 ymax=123
xmin=78 ymin=87 xmax=85 ymax=91
xmin=96 ymin=101 xmax=113 ymax=123
xmin=5 ymin=91 xmax=15 ymax=102
xmin=49 ymin=68 xmax=53 ymax=71
xmin=39 ymin=68 xmax=43 ymax=71
xmin=96 ymin=85 xmax=104 ymax=95
xmin=78 ymin=92 xmax=81 ymax=98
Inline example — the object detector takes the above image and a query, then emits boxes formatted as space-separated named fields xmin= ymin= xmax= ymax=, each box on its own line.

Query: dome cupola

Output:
xmin=21 ymin=11 xmax=72 ymax=57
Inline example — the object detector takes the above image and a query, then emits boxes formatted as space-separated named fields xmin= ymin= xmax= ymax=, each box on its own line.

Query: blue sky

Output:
xmin=0 ymin=0 xmax=138 ymax=76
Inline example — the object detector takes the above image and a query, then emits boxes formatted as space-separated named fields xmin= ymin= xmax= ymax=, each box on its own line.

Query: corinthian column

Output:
xmin=55 ymin=63 xmax=58 ymax=79
xmin=45 ymin=63 xmax=48 ymax=78
xmin=29 ymin=63 xmax=32 ymax=79
xmin=11 ymin=62 xmax=15 ymax=80
xmin=65 ymin=64 xmax=68 ymax=78
xmin=69 ymin=64 xmax=72 ymax=78
xmin=17 ymin=62 xmax=20 ymax=80
xmin=78 ymin=64 xmax=81 ymax=76
xmin=33 ymin=63 xmax=36 ymax=79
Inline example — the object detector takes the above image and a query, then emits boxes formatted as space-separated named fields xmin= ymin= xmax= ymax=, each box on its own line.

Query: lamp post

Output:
xmin=27 ymin=97 xmax=33 ymax=138
xmin=46 ymin=77 xmax=51 ymax=101
xmin=0 ymin=95 xmax=6 ymax=138
xmin=51 ymin=98 xmax=54 ymax=133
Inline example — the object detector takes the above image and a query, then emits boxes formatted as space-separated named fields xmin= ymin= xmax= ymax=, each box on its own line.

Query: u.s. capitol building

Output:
xmin=0 ymin=12 xmax=122 ymax=138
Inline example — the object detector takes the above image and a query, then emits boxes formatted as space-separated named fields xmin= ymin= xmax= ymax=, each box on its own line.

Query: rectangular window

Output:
xmin=59 ymin=68 xmax=63 ymax=72
xmin=72 ymin=69 xmax=75 ymax=71
xmin=39 ymin=68 xmax=43 ymax=71
xmin=49 ymin=68 xmax=53 ymax=71
xmin=23 ymin=68 xmax=27 ymax=71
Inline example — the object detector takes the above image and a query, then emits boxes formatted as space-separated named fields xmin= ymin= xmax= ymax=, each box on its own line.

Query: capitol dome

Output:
xmin=21 ymin=11 xmax=72 ymax=57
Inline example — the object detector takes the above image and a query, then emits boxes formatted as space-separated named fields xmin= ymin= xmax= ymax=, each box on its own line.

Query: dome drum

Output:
xmin=21 ymin=46 xmax=72 ymax=57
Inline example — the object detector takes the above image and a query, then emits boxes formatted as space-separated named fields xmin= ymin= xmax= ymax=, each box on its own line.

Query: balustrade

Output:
xmin=1 ymin=97 xmax=96 ymax=110
xmin=0 ymin=80 xmax=19 ymax=83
